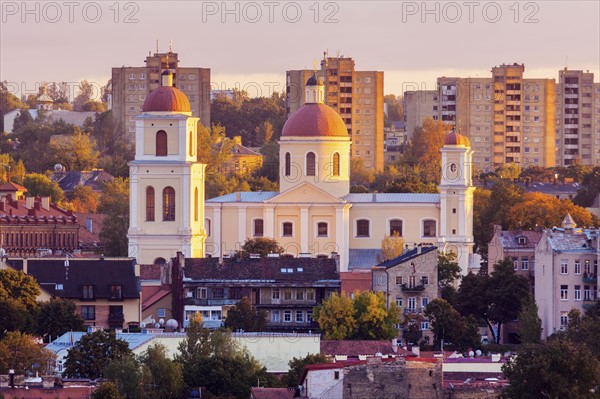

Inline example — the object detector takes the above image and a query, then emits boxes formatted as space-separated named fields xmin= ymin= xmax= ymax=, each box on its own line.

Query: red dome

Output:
xmin=142 ymin=86 xmax=191 ymax=113
xmin=282 ymin=104 xmax=348 ymax=137
xmin=444 ymin=131 xmax=470 ymax=147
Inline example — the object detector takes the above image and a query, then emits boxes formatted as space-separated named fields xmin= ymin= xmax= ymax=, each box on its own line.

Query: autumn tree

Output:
xmin=69 ymin=185 xmax=100 ymax=213
xmin=507 ymin=192 xmax=594 ymax=229
xmin=313 ymin=292 xmax=357 ymax=340
xmin=36 ymin=299 xmax=85 ymax=342
xmin=402 ymin=313 xmax=425 ymax=345
xmin=98 ymin=177 xmax=129 ymax=256
xmin=350 ymin=158 xmax=375 ymax=188
xmin=50 ymin=129 xmax=100 ymax=170
xmin=402 ymin=117 xmax=451 ymax=182
xmin=0 ymin=267 xmax=40 ymax=311
xmin=23 ymin=173 xmax=64 ymax=203
xmin=0 ymin=331 xmax=56 ymax=375
xmin=239 ymin=237 xmax=284 ymax=258
xmin=284 ymin=353 xmax=331 ymax=387
xmin=63 ymin=330 xmax=131 ymax=379
xmin=224 ymin=297 xmax=268 ymax=332
xmin=73 ymin=80 xmax=97 ymax=111
xmin=92 ymin=382 xmax=125 ymax=399
xmin=380 ymin=233 xmax=405 ymax=261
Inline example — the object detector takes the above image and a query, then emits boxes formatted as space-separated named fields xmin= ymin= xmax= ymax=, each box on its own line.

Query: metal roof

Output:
xmin=344 ymin=193 xmax=440 ymax=203
xmin=348 ymin=249 xmax=381 ymax=270
xmin=206 ymin=192 xmax=279 ymax=203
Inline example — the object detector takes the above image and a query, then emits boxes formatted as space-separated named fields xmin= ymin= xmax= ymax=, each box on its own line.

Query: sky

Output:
xmin=1 ymin=0 xmax=599 ymax=99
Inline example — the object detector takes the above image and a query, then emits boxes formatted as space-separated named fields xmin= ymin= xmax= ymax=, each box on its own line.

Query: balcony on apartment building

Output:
xmin=400 ymin=284 xmax=426 ymax=293
xmin=583 ymin=273 xmax=598 ymax=283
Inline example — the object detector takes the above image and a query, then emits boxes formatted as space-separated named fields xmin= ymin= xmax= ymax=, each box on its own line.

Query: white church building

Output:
xmin=128 ymin=72 xmax=477 ymax=274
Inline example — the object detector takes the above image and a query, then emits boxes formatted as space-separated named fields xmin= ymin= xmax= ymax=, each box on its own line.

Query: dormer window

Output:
xmin=110 ymin=285 xmax=123 ymax=300
xmin=82 ymin=285 xmax=94 ymax=300
xmin=518 ymin=236 xmax=527 ymax=245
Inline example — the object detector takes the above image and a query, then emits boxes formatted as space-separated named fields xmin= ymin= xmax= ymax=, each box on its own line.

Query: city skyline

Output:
xmin=1 ymin=1 xmax=599 ymax=98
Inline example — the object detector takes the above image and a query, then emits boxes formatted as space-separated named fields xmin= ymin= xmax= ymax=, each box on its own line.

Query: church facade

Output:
xmin=129 ymin=72 xmax=476 ymax=274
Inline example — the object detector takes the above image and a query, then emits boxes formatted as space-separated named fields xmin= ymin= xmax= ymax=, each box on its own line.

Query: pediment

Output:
xmin=266 ymin=182 xmax=345 ymax=204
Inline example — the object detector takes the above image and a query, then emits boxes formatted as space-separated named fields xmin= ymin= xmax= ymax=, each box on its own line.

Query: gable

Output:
xmin=266 ymin=182 xmax=345 ymax=204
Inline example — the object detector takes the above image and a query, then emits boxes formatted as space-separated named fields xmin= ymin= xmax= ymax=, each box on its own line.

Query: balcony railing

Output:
xmin=184 ymin=298 xmax=240 ymax=306
xmin=403 ymin=307 xmax=424 ymax=315
xmin=108 ymin=313 xmax=124 ymax=325
xmin=583 ymin=273 xmax=598 ymax=283
xmin=401 ymin=284 xmax=426 ymax=292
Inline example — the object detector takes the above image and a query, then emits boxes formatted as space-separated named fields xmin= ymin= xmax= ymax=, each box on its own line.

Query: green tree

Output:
xmin=438 ymin=253 xmax=461 ymax=304
xmin=353 ymin=291 xmax=400 ymax=340
xmin=91 ymin=382 xmax=125 ymax=399
xmin=0 ymin=81 xmax=26 ymax=131
xmin=0 ymin=299 xmax=35 ymax=338
xmin=175 ymin=316 xmax=269 ymax=398
xmin=424 ymin=298 xmax=479 ymax=351
xmin=50 ymin=130 xmax=100 ymax=170
xmin=98 ymin=177 xmax=129 ymax=256
xmin=0 ymin=268 xmax=40 ymax=311
xmin=103 ymin=355 xmax=143 ymax=399
xmin=138 ymin=343 xmax=184 ymax=399
xmin=36 ymin=299 xmax=85 ymax=342
xmin=73 ymin=80 xmax=96 ymax=111
xmin=501 ymin=339 xmax=600 ymax=399
xmin=517 ymin=295 xmax=542 ymax=344
xmin=284 ymin=353 xmax=331 ymax=387
xmin=63 ymin=330 xmax=132 ymax=379
xmin=0 ymin=331 xmax=56 ymax=375
xmin=23 ymin=173 xmax=64 ymax=203
xmin=238 ymin=237 xmax=284 ymax=258
xmin=224 ymin=297 xmax=268 ymax=332
xmin=313 ymin=292 xmax=357 ymax=340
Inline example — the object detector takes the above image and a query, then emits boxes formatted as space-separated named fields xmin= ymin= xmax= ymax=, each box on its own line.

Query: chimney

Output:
xmin=25 ymin=197 xmax=34 ymax=209
xmin=391 ymin=338 xmax=398 ymax=353
xmin=34 ymin=201 xmax=41 ymax=211
xmin=235 ymin=192 xmax=241 ymax=201
xmin=41 ymin=197 xmax=50 ymax=210
xmin=417 ymin=245 xmax=422 ymax=254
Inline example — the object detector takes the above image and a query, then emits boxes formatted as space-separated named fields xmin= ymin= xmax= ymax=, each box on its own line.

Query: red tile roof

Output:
xmin=282 ymin=104 xmax=349 ymax=137
xmin=250 ymin=387 xmax=295 ymax=399
xmin=140 ymin=263 xmax=162 ymax=280
xmin=320 ymin=340 xmax=415 ymax=357
xmin=142 ymin=86 xmax=190 ymax=113
xmin=0 ymin=181 xmax=28 ymax=192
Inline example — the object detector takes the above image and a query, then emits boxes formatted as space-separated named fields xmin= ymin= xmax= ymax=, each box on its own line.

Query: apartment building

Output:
xmin=286 ymin=56 xmax=385 ymax=171
xmin=555 ymin=69 xmax=600 ymax=165
xmin=535 ymin=215 xmax=599 ymax=339
xmin=404 ymin=64 xmax=557 ymax=171
xmin=112 ymin=50 xmax=210 ymax=139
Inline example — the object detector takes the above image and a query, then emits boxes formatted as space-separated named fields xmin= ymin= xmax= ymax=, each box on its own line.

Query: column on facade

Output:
xmin=300 ymin=206 xmax=309 ymax=253
xmin=439 ymin=192 xmax=448 ymax=241
xmin=238 ymin=207 xmax=247 ymax=251
xmin=264 ymin=206 xmax=275 ymax=238
xmin=213 ymin=206 xmax=222 ymax=257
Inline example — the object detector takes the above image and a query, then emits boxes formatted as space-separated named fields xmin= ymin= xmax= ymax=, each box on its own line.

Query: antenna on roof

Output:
xmin=169 ymin=38 xmax=173 ymax=53
xmin=156 ymin=39 xmax=159 ymax=54
xmin=64 ymin=253 xmax=70 ymax=280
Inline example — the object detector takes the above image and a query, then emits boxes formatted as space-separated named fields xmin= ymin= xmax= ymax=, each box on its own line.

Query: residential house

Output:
xmin=220 ymin=136 xmax=263 ymax=175
xmin=50 ymin=169 xmax=115 ymax=194
xmin=173 ymin=252 xmax=340 ymax=332
xmin=535 ymin=215 xmax=600 ymax=339
xmin=372 ymin=246 xmax=439 ymax=345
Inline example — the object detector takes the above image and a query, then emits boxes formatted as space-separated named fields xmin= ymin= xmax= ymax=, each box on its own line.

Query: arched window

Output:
xmin=332 ymin=153 xmax=340 ymax=176
xmin=306 ymin=152 xmax=316 ymax=176
xmin=285 ymin=152 xmax=291 ymax=176
xmin=194 ymin=187 xmax=199 ymax=222
xmin=163 ymin=187 xmax=175 ymax=221
xmin=389 ymin=219 xmax=403 ymax=236
xmin=156 ymin=130 xmax=168 ymax=156
xmin=189 ymin=131 xmax=194 ymax=156
xmin=146 ymin=186 xmax=155 ymax=221
xmin=423 ymin=219 xmax=437 ymax=237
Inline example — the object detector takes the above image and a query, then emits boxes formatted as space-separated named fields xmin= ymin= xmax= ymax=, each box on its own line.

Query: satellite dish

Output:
xmin=154 ymin=323 xmax=160 ymax=328
xmin=150 ymin=318 xmax=156 ymax=324
xmin=475 ymin=349 xmax=482 ymax=357
xmin=159 ymin=318 xmax=165 ymax=325
xmin=166 ymin=319 xmax=178 ymax=329
xmin=468 ymin=351 xmax=475 ymax=358
xmin=54 ymin=163 xmax=64 ymax=172
xmin=0 ymin=248 xmax=6 ymax=257
xmin=140 ymin=322 xmax=146 ymax=328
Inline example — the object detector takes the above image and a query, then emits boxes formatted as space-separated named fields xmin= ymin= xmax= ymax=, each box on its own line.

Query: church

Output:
xmin=128 ymin=71 xmax=476 ymax=274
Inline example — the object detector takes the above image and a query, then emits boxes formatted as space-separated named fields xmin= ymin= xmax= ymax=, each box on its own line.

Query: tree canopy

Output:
xmin=0 ymin=331 xmax=56 ymax=375
xmin=99 ymin=177 xmax=129 ymax=256
xmin=224 ymin=297 xmax=268 ymax=332
xmin=0 ymin=268 xmax=40 ymax=311
xmin=36 ymin=299 xmax=85 ymax=342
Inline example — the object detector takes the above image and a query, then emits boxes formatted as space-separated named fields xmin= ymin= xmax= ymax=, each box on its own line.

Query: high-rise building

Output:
xmin=555 ymin=69 xmax=600 ymax=165
xmin=404 ymin=64 xmax=557 ymax=171
xmin=286 ymin=56 xmax=385 ymax=171
xmin=112 ymin=50 xmax=210 ymax=139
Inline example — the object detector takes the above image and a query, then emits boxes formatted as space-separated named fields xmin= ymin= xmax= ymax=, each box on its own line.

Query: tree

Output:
xmin=313 ymin=292 xmax=357 ymax=340
xmin=353 ymin=291 xmax=400 ymax=340
xmin=507 ymin=192 xmax=595 ymax=229
xmin=36 ymin=299 xmax=85 ymax=342
xmin=69 ymin=185 xmax=99 ymax=213
xmin=380 ymin=233 xmax=405 ymax=261
xmin=402 ymin=313 xmax=425 ymax=346
xmin=0 ymin=299 xmax=35 ymax=338
xmin=424 ymin=298 xmax=479 ymax=351
xmin=239 ymin=237 xmax=284 ymax=258
xmin=517 ymin=296 xmax=542 ymax=344
xmin=402 ymin=117 xmax=450 ymax=182
xmin=103 ymin=355 xmax=143 ymax=399
xmin=501 ymin=339 xmax=600 ymax=399
xmin=63 ymin=330 xmax=132 ymax=379
xmin=284 ymin=353 xmax=331 ymax=387
xmin=0 ymin=81 xmax=26 ymax=131
xmin=0 ymin=268 xmax=40 ymax=311
xmin=224 ymin=297 xmax=268 ymax=332
xmin=437 ymin=253 xmax=461 ymax=304
xmin=138 ymin=343 xmax=184 ymax=399
xmin=0 ymin=331 xmax=56 ymax=375
xmin=92 ymin=382 xmax=125 ymax=399
xmin=255 ymin=121 xmax=274 ymax=144
xmin=50 ymin=130 xmax=100 ymax=170
xmin=175 ymin=316 xmax=269 ymax=398
xmin=23 ymin=173 xmax=64 ymax=203
xmin=73 ymin=80 xmax=96 ymax=111
xmin=99 ymin=177 xmax=129 ymax=256
xmin=350 ymin=158 xmax=375 ymax=188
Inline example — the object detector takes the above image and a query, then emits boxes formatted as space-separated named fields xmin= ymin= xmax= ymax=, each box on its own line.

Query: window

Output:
xmin=296 ymin=290 xmax=304 ymax=301
xmin=284 ymin=310 xmax=292 ymax=322
xmin=205 ymin=218 xmax=211 ymax=237
xmin=421 ymin=297 xmax=429 ymax=307
xmin=395 ymin=297 xmax=403 ymax=307
xmin=197 ymin=288 xmax=207 ymax=299
xmin=584 ymin=260 xmax=591 ymax=274
xmin=420 ymin=321 xmax=429 ymax=331
xmin=157 ymin=308 xmax=166 ymax=318
xmin=272 ymin=288 xmax=280 ymax=300
xmin=422 ymin=220 xmax=436 ymax=237
xmin=306 ymin=289 xmax=315 ymax=301
xmin=407 ymin=297 xmax=416 ymax=311
xmin=146 ymin=187 xmax=155 ymax=221
xmin=81 ymin=305 xmax=95 ymax=320
xmin=82 ymin=285 xmax=94 ymax=299
xmin=389 ymin=219 xmax=403 ymax=236
xmin=271 ymin=310 xmax=280 ymax=323
xmin=332 ymin=152 xmax=340 ymax=176
xmin=282 ymin=222 xmax=293 ymax=237
xmin=254 ymin=219 xmax=264 ymax=237
xmin=317 ymin=222 xmax=328 ymax=237
xmin=560 ymin=260 xmax=568 ymax=275
xmin=212 ymin=288 xmax=224 ymax=299
xmin=560 ymin=285 xmax=568 ymax=300
xmin=574 ymin=285 xmax=582 ymax=301
xmin=584 ymin=286 xmax=591 ymax=301
xmin=194 ymin=188 xmax=199 ymax=222
xmin=110 ymin=285 xmax=123 ymax=300
xmin=356 ymin=219 xmax=370 ymax=238
xmin=574 ymin=260 xmax=582 ymax=275
xmin=334 ymin=371 xmax=340 ymax=380
xmin=560 ymin=312 xmax=569 ymax=328
xmin=284 ymin=289 xmax=292 ymax=300
xmin=395 ymin=276 xmax=403 ymax=285
xmin=296 ymin=311 xmax=304 ymax=322
xmin=422 ymin=276 xmax=429 ymax=286
xmin=306 ymin=152 xmax=316 ymax=176
xmin=284 ymin=152 xmax=291 ymax=176
xmin=521 ymin=258 xmax=529 ymax=271
xmin=156 ymin=130 xmax=168 ymax=156
xmin=163 ymin=187 xmax=176 ymax=221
